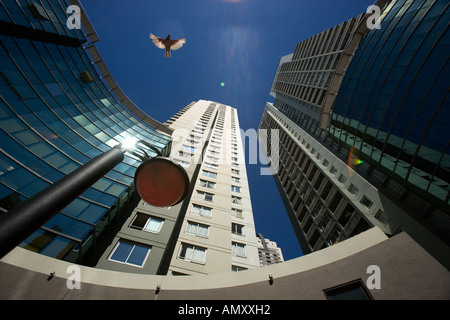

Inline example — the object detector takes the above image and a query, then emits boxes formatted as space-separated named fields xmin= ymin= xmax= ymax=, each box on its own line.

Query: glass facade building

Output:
xmin=0 ymin=0 xmax=171 ymax=263
xmin=331 ymin=0 xmax=449 ymax=230
xmin=260 ymin=0 xmax=449 ymax=268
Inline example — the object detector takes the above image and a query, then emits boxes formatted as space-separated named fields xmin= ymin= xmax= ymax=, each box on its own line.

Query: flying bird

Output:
xmin=149 ymin=33 xmax=186 ymax=58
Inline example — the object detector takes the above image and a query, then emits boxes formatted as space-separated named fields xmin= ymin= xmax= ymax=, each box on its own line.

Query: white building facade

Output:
xmin=166 ymin=100 xmax=260 ymax=275
xmin=257 ymin=233 xmax=284 ymax=266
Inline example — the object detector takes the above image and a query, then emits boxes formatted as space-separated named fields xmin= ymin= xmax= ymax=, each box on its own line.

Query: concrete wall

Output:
xmin=95 ymin=200 xmax=182 ymax=274
xmin=1 ymin=227 xmax=449 ymax=300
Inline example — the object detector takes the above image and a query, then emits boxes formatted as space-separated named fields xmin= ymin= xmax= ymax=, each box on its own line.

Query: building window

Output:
xmin=318 ymin=213 xmax=331 ymax=232
xmin=231 ymin=169 xmax=240 ymax=175
xmin=197 ymin=190 xmax=214 ymax=202
xmin=231 ymin=185 xmax=241 ymax=193
xmin=143 ymin=202 xmax=171 ymax=210
xmin=204 ymin=162 xmax=218 ymax=170
xmin=130 ymin=213 xmax=164 ymax=234
xmin=323 ymin=280 xmax=374 ymax=300
xmin=232 ymin=196 xmax=242 ymax=205
xmin=327 ymin=226 xmax=341 ymax=246
xmin=232 ymin=176 xmax=240 ymax=183
xmin=199 ymin=179 xmax=216 ymax=189
xmin=174 ymin=159 xmax=190 ymax=168
xmin=361 ymin=196 xmax=373 ymax=209
xmin=338 ymin=173 xmax=347 ymax=183
xmin=375 ymin=209 xmax=388 ymax=224
xmin=202 ymin=170 xmax=217 ymax=179
xmin=185 ymin=221 xmax=209 ymax=238
xmin=232 ymin=208 xmax=243 ymax=219
xmin=232 ymin=223 xmax=245 ymax=236
xmin=348 ymin=183 xmax=359 ymax=195
xmin=305 ymin=192 xmax=315 ymax=207
xmin=206 ymin=156 xmax=220 ymax=163
xmin=191 ymin=204 xmax=212 ymax=218
xmin=178 ymin=243 xmax=207 ymax=264
xmin=178 ymin=151 xmax=192 ymax=158
xmin=181 ymin=145 xmax=195 ymax=153
xmin=232 ymin=242 xmax=246 ymax=257
xmin=330 ymin=166 xmax=338 ymax=175
xmin=232 ymin=265 xmax=248 ymax=272
xmin=185 ymin=139 xmax=199 ymax=146
xmin=29 ymin=1 xmax=50 ymax=20
xmin=109 ymin=241 xmax=151 ymax=267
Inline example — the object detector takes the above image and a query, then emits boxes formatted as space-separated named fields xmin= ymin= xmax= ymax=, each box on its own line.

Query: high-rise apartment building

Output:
xmin=0 ymin=0 xmax=172 ymax=264
xmin=259 ymin=11 xmax=376 ymax=255
xmin=166 ymin=100 xmax=260 ymax=275
xmin=259 ymin=0 xmax=450 ymax=269
xmin=97 ymin=100 xmax=261 ymax=275
xmin=256 ymin=233 xmax=284 ymax=266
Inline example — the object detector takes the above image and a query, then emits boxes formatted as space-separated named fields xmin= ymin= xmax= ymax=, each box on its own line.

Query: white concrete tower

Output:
xmin=166 ymin=100 xmax=259 ymax=275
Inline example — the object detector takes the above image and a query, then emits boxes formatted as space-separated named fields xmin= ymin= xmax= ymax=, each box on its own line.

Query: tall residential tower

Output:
xmin=97 ymin=100 xmax=260 ymax=275
xmin=166 ymin=100 xmax=260 ymax=275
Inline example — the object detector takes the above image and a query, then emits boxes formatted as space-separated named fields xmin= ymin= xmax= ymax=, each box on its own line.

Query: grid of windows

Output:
xmin=259 ymin=108 xmax=372 ymax=254
xmin=331 ymin=0 xmax=450 ymax=212
xmin=270 ymin=13 xmax=365 ymax=128
xmin=167 ymin=103 xmax=258 ymax=273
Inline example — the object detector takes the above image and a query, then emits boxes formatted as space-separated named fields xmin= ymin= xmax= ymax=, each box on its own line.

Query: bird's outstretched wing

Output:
xmin=170 ymin=38 xmax=186 ymax=51
xmin=149 ymin=33 xmax=166 ymax=49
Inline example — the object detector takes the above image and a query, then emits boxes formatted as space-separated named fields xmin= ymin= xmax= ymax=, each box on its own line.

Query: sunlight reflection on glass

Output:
xmin=121 ymin=137 xmax=138 ymax=151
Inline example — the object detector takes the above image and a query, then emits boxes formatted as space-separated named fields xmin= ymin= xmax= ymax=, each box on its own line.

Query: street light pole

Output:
xmin=0 ymin=140 xmax=190 ymax=260
xmin=0 ymin=146 xmax=125 ymax=259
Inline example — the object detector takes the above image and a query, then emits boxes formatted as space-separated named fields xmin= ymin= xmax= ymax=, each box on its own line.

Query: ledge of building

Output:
xmin=1 ymin=227 xmax=449 ymax=299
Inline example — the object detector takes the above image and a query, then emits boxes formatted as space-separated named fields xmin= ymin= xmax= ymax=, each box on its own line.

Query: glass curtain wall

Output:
xmin=0 ymin=0 xmax=171 ymax=263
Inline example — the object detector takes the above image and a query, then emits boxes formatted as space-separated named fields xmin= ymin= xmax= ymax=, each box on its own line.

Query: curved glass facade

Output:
xmin=0 ymin=0 xmax=171 ymax=262
xmin=331 ymin=0 xmax=449 ymax=212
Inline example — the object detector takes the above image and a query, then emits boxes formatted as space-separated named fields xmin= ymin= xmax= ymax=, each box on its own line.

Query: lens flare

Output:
xmin=347 ymin=146 xmax=363 ymax=176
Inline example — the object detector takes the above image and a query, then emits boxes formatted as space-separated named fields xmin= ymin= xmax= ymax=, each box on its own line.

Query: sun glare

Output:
xmin=122 ymin=137 xmax=138 ymax=151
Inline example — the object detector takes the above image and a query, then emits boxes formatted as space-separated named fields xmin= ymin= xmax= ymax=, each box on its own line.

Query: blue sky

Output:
xmin=82 ymin=0 xmax=374 ymax=261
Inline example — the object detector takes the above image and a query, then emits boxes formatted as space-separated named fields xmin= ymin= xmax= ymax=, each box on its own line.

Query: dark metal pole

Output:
xmin=0 ymin=146 xmax=125 ymax=259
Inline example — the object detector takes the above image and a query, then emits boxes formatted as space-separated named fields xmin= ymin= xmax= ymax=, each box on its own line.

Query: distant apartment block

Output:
xmin=257 ymin=233 xmax=284 ymax=266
